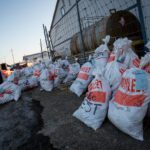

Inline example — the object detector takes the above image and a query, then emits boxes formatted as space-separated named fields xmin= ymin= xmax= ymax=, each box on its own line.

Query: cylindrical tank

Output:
xmin=70 ymin=10 xmax=142 ymax=55
xmin=83 ymin=25 xmax=96 ymax=51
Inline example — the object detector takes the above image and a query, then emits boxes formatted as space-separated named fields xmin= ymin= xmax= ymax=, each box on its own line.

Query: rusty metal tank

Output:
xmin=70 ymin=10 xmax=143 ymax=55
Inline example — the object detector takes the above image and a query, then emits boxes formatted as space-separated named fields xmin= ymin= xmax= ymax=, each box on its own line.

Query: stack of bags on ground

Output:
xmin=0 ymin=35 xmax=150 ymax=141
xmin=0 ymin=57 xmax=80 ymax=104
xmin=72 ymin=36 xmax=150 ymax=141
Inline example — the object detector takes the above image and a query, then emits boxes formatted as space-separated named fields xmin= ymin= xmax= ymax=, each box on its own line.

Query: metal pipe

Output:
xmin=43 ymin=24 xmax=50 ymax=59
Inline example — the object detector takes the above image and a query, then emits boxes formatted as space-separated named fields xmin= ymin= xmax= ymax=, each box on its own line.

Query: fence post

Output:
xmin=76 ymin=0 xmax=86 ymax=62
xmin=136 ymin=0 xmax=147 ymax=44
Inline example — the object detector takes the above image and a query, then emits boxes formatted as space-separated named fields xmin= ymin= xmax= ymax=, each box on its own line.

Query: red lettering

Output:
xmin=133 ymin=58 xmax=140 ymax=68
xmin=88 ymin=80 xmax=103 ymax=91
xmin=120 ymin=78 xmax=143 ymax=93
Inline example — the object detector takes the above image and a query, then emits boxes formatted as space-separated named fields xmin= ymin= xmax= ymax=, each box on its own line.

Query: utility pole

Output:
xmin=11 ymin=49 xmax=15 ymax=64
xmin=40 ymin=39 xmax=44 ymax=59
xmin=43 ymin=24 xmax=50 ymax=59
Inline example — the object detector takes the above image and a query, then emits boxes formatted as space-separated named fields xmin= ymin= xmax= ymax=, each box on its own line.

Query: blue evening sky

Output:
xmin=0 ymin=0 xmax=57 ymax=64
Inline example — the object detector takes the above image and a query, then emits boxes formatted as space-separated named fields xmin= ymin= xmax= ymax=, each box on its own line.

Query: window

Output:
xmin=61 ymin=6 xmax=65 ymax=16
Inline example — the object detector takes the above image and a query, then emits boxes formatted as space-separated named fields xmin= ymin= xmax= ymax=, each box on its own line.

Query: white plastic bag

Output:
xmin=93 ymin=35 xmax=110 ymax=74
xmin=18 ymin=76 xmax=38 ymax=91
xmin=140 ymin=52 xmax=150 ymax=73
xmin=40 ymin=68 xmax=53 ymax=92
xmin=70 ymin=61 xmax=93 ymax=97
xmin=140 ymin=51 xmax=150 ymax=117
xmin=53 ymin=66 xmax=67 ymax=87
xmin=63 ymin=62 xmax=80 ymax=83
xmin=33 ymin=64 xmax=41 ymax=79
xmin=0 ymin=82 xmax=21 ymax=104
xmin=127 ymin=49 xmax=140 ymax=69
xmin=107 ymin=38 xmax=133 ymax=68
xmin=21 ymin=67 xmax=33 ymax=77
xmin=108 ymin=68 xmax=150 ymax=141
xmin=7 ymin=70 xmax=21 ymax=84
xmin=73 ymin=71 xmax=111 ymax=130
xmin=104 ymin=60 xmax=127 ymax=92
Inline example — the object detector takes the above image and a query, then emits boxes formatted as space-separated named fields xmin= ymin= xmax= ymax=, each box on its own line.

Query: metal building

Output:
xmin=49 ymin=0 xmax=150 ymax=57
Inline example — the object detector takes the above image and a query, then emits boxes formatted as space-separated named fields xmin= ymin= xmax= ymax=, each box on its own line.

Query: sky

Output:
xmin=0 ymin=0 xmax=57 ymax=64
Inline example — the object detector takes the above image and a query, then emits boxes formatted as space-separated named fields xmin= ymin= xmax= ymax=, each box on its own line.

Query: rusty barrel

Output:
xmin=70 ymin=10 xmax=142 ymax=55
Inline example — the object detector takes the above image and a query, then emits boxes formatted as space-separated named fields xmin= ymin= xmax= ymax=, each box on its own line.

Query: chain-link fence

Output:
xmin=48 ymin=0 xmax=149 ymax=61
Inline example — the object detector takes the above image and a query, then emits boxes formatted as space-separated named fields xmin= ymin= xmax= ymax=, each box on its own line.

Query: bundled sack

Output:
xmin=18 ymin=76 xmax=38 ymax=91
xmin=140 ymin=47 xmax=150 ymax=117
xmin=126 ymin=49 xmax=140 ymax=69
xmin=0 ymin=82 xmax=21 ymax=104
xmin=120 ymin=38 xmax=140 ymax=68
xmin=63 ymin=61 xmax=80 ymax=84
xmin=61 ymin=58 xmax=70 ymax=71
xmin=140 ymin=52 xmax=150 ymax=74
xmin=54 ymin=67 xmax=67 ymax=87
xmin=33 ymin=64 xmax=41 ymax=79
xmin=108 ymin=68 xmax=150 ymax=141
xmin=104 ymin=55 xmax=127 ymax=92
xmin=21 ymin=67 xmax=33 ymax=77
xmin=107 ymin=38 xmax=134 ymax=67
xmin=93 ymin=35 xmax=110 ymax=74
xmin=70 ymin=57 xmax=93 ymax=97
xmin=40 ymin=68 xmax=53 ymax=92
xmin=73 ymin=70 xmax=111 ymax=130
xmin=7 ymin=69 xmax=21 ymax=84
xmin=140 ymin=41 xmax=150 ymax=73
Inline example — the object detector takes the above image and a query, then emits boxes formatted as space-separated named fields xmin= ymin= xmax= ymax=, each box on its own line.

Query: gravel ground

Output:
xmin=0 ymin=86 xmax=150 ymax=150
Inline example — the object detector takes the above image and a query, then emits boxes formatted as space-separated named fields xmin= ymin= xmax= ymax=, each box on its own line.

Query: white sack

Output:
xmin=70 ymin=61 xmax=93 ymax=97
xmin=73 ymin=72 xmax=111 ymax=130
xmin=0 ymin=82 xmax=21 ymax=104
xmin=108 ymin=68 xmax=150 ymax=141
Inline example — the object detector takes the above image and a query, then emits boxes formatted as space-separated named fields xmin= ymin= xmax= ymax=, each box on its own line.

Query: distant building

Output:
xmin=49 ymin=0 xmax=150 ymax=56
xmin=23 ymin=51 xmax=50 ymax=63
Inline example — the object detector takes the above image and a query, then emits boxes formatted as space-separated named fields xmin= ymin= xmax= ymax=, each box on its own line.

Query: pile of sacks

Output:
xmin=1 ymin=35 xmax=150 ymax=141
xmin=0 ymin=58 xmax=80 ymax=104
xmin=71 ymin=36 xmax=150 ymax=141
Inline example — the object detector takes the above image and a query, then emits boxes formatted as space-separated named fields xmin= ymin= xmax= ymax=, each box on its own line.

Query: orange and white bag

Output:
xmin=126 ymin=49 xmax=140 ymax=69
xmin=140 ymin=50 xmax=150 ymax=117
xmin=140 ymin=51 xmax=150 ymax=74
xmin=70 ymin=60 xmax=93 ymax=97
xmin=73 ymin=70 xmax=111 ymax=130
xmin=108 ymin=68 xmax=150 ymax=141
xmin=105 ymin=38 xmax=128 ymax=88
